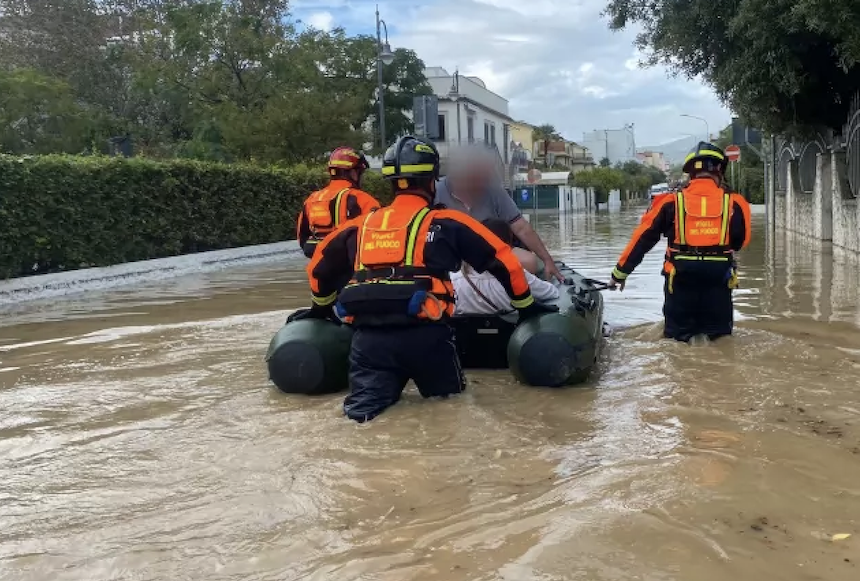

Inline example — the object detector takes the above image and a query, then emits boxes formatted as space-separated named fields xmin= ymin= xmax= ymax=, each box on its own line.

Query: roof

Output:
xmin=514 ymin=171 xmax=571 ymax=185
xmin=437 ymin=94 xmax=514 ymax=123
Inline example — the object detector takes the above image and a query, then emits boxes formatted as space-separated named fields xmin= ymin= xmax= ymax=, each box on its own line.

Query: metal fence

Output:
xmin=774 ymin=92 xmax=860 ymax=198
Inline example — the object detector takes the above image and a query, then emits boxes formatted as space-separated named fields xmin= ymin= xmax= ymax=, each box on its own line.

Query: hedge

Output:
xmin=0 ymin=155 xmax=395 ymax=279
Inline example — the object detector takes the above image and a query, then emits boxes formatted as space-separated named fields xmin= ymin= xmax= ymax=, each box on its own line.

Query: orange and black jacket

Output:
xmin=296 ymin=179 xmax=381 ymax=258
xmin=612 ymin=178 xmax=752 ymax=282
xmin=307 ymin=192 xmax=534 ymax=326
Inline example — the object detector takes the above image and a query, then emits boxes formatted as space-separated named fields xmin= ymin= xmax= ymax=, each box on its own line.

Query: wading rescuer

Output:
xmin=608 ymin=142 xmax=752 ymax=342
xmin=296 ymin=135 xmax=557 ymax=422
xmin=296 ymin=147 xmax=380 ymax=258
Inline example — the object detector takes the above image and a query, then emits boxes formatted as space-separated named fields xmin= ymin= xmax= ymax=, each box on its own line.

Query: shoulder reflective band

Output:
xmin=719 ymin=193 xmax=730 ymax=245
xmin=405 ymin=207 xmax=431 ymax=266
xmin=676 ymin=191 xmax=686 ymax=246
xmin=333 ymin=188 xmax=349 ymax=227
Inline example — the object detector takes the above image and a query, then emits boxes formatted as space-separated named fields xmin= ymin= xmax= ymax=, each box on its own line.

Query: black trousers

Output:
xmin=343 ymin=324 xmax=467 ymax=422
xmin=662 ymin=277 xmax=734 ymax=342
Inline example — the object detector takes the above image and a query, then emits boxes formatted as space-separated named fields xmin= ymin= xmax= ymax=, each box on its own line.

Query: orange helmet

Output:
xmin=328 ymin=147 xmax=369 ymax=175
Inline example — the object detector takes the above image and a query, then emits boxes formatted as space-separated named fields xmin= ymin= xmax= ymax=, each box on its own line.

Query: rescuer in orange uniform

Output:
xmin=296 ymin=147 xmax=380 ymax=258
xmin=297 ymin=135 xmax=557 ymax=422
xmin=608 ymin=142 xmax=752 ymax=342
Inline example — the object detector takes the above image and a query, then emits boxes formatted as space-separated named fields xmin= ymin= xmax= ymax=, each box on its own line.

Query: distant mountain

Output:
xmin=638 ymin=136 xmax=699 ymax=165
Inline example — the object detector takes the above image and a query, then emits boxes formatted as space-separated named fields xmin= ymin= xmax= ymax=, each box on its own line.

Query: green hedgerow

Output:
xmin=0 ymin=154 xmax=395 ymax=279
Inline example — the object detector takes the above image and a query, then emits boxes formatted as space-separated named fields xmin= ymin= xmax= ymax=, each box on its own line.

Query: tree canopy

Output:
xmin=573 ymin=159 xmax=665 ymax=202
xmin=603 ymin=0 xmax=860 ymax=136
xmin=0 ymin=0 xmax=431 ymax=161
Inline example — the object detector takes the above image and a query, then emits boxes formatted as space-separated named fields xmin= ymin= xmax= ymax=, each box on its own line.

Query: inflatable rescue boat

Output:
xmin=265 ymin=261 xmax=605 ymax=394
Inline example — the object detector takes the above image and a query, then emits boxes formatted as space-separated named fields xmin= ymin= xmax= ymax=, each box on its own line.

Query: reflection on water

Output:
xmin=2 ymin=205 xmax=860 ymax=581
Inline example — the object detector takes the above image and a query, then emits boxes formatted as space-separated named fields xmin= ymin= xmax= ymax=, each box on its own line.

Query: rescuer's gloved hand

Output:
xmin=517 ymin=301 xmax=559 ymax=322
xmin=608 ymin=274 xmax=626 ymax=291
xmin=287 ymin=305 xmax=341 ymax=325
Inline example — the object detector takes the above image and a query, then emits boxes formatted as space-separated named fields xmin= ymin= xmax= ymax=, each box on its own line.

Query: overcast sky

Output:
xmin=292 ymin=0 xmax=730 ymax=147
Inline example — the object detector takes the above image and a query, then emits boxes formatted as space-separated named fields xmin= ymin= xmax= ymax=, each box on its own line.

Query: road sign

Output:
xmin=725 ymin=144 xmax=741 ymax=162
xmin=526 ymin=168 xmax=542 ymax=184
xmin=412 ymin=95 xmax=439 ymax=139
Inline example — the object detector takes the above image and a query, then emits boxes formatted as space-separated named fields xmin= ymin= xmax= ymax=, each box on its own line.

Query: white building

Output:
xmin=423 ymin=67 xmax=513 ymax=181
xmin=582 ymin=126 xmax=637 ymax=165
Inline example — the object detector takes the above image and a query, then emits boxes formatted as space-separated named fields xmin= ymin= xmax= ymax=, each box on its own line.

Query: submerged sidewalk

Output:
xmin=0 ymin=240 xmax=303 ymax=306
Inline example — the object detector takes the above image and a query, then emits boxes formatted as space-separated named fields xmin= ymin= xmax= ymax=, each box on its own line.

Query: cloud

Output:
xmin=292 ymin=0 xmax=731 ymax=147
xmin=305 ymin=11 xmax=335 ymax=31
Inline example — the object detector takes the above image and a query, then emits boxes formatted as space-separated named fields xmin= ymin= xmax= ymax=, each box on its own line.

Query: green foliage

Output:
xmin=740 ymin=167 xmax=765 ymax=204
xmin=532 ymin=124 xmax=561 ymax=143
xmin=615 ymin=160 xmax=667 ymax=186
xmin=531 ymin=123 xmax=561 ymax=165
xmin=0 ymin=0 xmax=430 ymax=162
xmin=0 ymin=68 xmax=102 ymax=154
xmin=574 ymin=160 xmax=663 ymax=202
xmin=713 ymin=123 xmax=764 ymax=203
xmin=603 ymin=0 xmax=860 ymax=136
xmin=573 ymin=167 xmax=626 ymax=203
xmin=0 ymin=154 xmax=393 ymax=279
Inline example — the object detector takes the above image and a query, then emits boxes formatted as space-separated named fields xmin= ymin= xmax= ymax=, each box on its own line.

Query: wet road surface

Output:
xmin=2 ymin=206 xmax=860 ymax=580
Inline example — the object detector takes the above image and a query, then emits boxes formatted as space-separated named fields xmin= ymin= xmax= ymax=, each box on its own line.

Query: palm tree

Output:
xmin=532 ymin=123 xmax=561 ymax=168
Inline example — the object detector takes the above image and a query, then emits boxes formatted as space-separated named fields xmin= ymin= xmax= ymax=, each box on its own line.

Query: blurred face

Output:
xmin=455 ymin=162 xmax=493 ymax=198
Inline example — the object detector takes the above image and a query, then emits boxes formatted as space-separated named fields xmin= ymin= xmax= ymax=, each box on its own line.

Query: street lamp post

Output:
xmin=376 ymin=5 xmax=395 ymax=150
xmin=680 ymin=114 xmax=709 ymax=143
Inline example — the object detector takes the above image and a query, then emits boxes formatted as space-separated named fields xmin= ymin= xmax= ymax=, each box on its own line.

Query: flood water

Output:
xmin=2 ymin=205 xmax=860 ymax=580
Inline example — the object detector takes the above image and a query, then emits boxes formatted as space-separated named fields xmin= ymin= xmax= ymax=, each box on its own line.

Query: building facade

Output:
xmin=424 ymin=67 xmax=513 ymax=183
xmin=533 ymin=139 xmax=595 ymax=174
xmin=582 ymin=126 xmax=637 ymax=165
xmin=636 ymin=150 xmax=669 ymax=172
xmin=509 ymin=121 xmax=535 ymax=161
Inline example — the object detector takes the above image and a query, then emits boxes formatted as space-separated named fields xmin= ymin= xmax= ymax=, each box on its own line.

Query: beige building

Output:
xmin=636 ymin=150 xmax=669 ymax=172
xmin=533 ymin=139 xmax=595 ymax=175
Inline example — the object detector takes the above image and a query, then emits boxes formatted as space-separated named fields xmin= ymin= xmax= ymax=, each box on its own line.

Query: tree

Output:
xmin=599 ymin=157 xmax=611 ymax=167
xmin=573 ymin=166 xmax=626 ymax=203
xmin=0 ymin=0 xmax=431 ymax=161
xmin=314 ymin=32 xmax=432 ymax=151
xmin=532 ymin=123 xmax=561 ymax=166
xmin=0 ymin=0 xmax=146 ymax=146
xmin=603 ymin=0 xmax=860 ymax=136
xmin=0 ymin=69 xmax=100 ymax=154
xmin=616 ymin=160 xmax=666 ymax=186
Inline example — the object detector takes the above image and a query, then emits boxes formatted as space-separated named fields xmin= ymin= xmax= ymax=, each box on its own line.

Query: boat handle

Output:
xmin=581 ymin=278 xmax=611 ymax=291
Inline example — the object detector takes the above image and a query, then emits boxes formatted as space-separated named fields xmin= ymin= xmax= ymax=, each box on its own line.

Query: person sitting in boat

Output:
xmin=294 ymin=135 xmax=557 ymax=422
xmin=434 ymin=145 xmax=563 ymax=282
xmin=451 ymin=218 xmax=559 ymax=316
xmin=296 ymin=146 xmax=380 ymax=258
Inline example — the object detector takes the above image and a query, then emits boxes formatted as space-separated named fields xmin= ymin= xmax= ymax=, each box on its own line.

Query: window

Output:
xmin=435 ymin=114 xmax=446 ymax=142
xmin=490 ymin=124 xmax=496 ymax=146
xmin=467 ymin=116 xmax=475 ymax=142
xmin=484 ymin=121 xmax=490 ymax=142
xmin=503 ymin=125 xmax=509 ymax=159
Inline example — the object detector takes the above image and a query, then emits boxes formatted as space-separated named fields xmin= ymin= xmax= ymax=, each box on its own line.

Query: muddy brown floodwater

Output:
xmin=2 ymin=206 xmax=860 ymax=581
